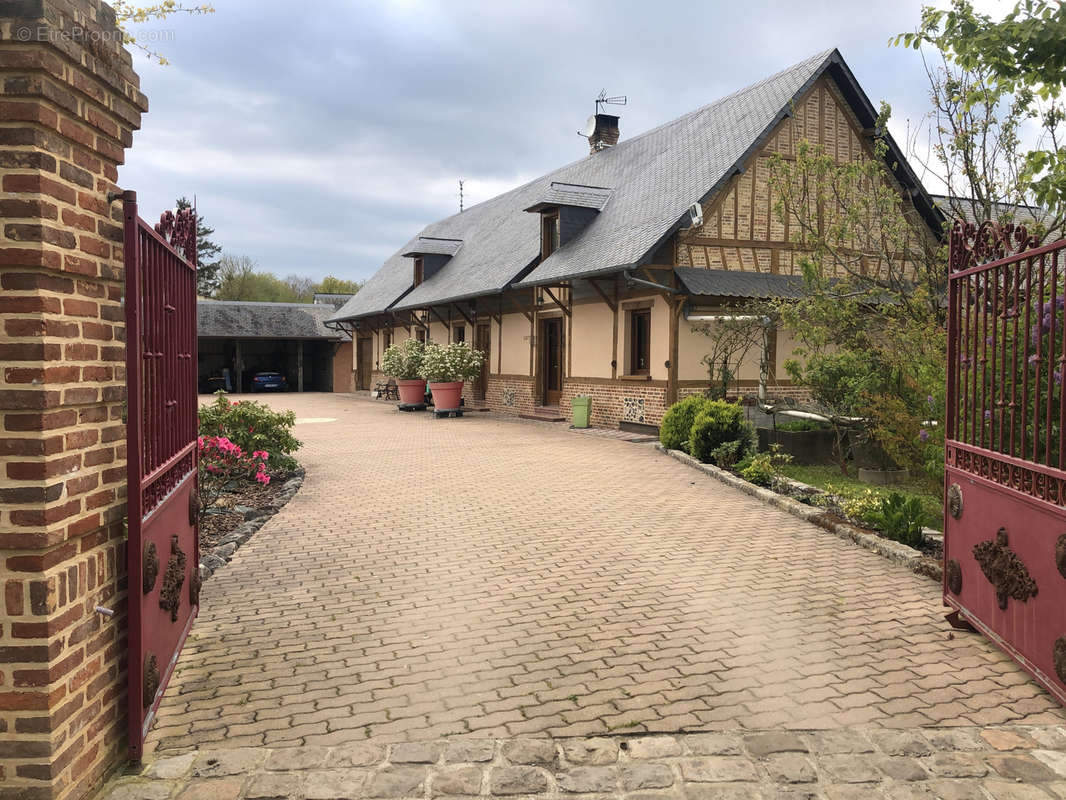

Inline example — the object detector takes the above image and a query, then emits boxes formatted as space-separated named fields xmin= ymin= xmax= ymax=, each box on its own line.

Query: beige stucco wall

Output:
xmin=499 ymin=311 xmax=532 ymax=375
xmin=679 ymin=316 xmax=765 ymax=383
xmin=570 ymin=301 xmax=615 ymax=379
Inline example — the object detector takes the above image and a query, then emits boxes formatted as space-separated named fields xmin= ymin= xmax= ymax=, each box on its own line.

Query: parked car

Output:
xmin=199 ymin=375 xmax=227 ymax=394
xmin=250 ymin=371 xmax=288 ymax=392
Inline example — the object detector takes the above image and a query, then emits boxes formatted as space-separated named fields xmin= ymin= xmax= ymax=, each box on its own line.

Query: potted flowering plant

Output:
xmin=381 ymin=338 xmax=427 ymax=405
xmin=418 ymin=342 xmax=484 ymax=410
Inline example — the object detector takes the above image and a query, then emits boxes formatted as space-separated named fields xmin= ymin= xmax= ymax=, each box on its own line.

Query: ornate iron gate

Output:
xmin=123 ymin=190 xmax=200 ymax=759
xmin=945 ymin=220 xmax=1066 ymax=707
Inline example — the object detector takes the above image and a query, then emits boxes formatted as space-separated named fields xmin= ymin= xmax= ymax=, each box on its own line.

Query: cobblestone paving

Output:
xmin=149 ymin=393 xmax=1066 ymax=757
xmin=106 ymin=728 xmax=1066 ymax=799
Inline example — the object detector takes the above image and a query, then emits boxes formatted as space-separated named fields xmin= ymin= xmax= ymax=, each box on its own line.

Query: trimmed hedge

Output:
xmin=659 ymin=395 xmax=717 ymax=452
xmin=688 ymin=401 xmax=749 ymax=463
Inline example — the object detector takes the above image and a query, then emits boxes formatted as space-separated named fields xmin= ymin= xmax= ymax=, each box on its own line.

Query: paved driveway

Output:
xmin=149 ymin=393 xmax=1066 ymax=754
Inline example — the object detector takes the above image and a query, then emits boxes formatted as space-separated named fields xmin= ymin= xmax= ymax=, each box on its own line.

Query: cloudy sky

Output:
xmin=117 ymin=0 xmax=990 ymax=284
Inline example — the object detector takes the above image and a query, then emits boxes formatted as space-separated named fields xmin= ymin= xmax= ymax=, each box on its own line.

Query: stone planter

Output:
xmin=858 ymin=467 xmax=910 ymax=486
xmin=396 ymin=379 xmax=426 ymax=405
xmin=757 ymin=427 xmax=836 ymax=465
xmin=428 ymin=381 xmax=463 ymax=410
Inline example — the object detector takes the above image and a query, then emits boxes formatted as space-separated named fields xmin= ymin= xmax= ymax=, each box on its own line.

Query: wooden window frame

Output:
xmin=413 ymin=257 xmax=424 ymax=287
xmin=625 ymin=308 xmax=651 ymax=377
xmin=415 ymin=327 xmax=426 ymax=344
xmin=452 ymin=325 xmax=465 ymax=344
xmin=541 ymin=211 xmax=560 ymax=260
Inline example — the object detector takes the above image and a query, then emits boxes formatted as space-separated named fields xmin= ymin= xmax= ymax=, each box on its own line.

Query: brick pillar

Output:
xmin=0 ymin=2 xmax=147 ymax=798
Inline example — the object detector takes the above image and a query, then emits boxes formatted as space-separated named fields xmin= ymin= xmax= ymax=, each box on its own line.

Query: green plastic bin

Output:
xmin=571 ymin=396 xmax=591 ymax=428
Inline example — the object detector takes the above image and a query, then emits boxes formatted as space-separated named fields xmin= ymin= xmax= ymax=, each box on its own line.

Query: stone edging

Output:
xmin=198 ymin=468 xmax=305 ymax=581
xmin=655 ymin=444 xmax=943 ymax=583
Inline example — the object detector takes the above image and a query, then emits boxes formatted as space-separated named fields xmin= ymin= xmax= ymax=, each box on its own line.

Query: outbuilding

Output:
xmin=197 ymin=299 xmax=352 ymax=393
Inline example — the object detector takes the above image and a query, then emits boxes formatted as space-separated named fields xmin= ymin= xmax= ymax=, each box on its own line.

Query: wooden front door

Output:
xmin=475 ymin=322 xmax=491 ymax=401
xmin=539 ymin=316 xmax=563 ymax=406
xmin=356 ymin=337 xmax=372 ymax=391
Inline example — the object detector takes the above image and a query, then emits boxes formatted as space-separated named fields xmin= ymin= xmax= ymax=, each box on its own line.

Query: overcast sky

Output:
xmin=116 ymin=0 xmax=998 ymax=284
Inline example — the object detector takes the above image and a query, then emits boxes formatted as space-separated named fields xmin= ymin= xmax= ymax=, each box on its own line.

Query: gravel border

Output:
xmin=198 ymin=468 xmax=305 ymax=582
xmin=656 ymin=444 xmax=943 ymax=583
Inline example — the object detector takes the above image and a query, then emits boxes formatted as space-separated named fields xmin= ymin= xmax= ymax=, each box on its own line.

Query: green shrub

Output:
xmin=710 ymin=423 xmax=757 ymax=469
xmin=659 ymin=395 xmax=716 ymax=452
xmin=711 ymin=440 xmax=744 ymax=469
xmin=867 ymin=492 xmax=926 ymax=548
xmin=688 ymin=401 xmax=747 ymax=463
xmin=740 ymin=452 xmax=775 ymax=486
xmin=198 ymin=393 xmax=301 ymax=472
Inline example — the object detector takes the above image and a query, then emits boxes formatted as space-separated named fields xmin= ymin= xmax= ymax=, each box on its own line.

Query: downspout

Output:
xmin=622 ymin=270 xmax=677 ymax=294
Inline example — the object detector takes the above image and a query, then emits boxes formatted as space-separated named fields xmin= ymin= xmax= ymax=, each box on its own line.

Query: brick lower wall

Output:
xmin=560 ymin=379 xmax=669 ymax=428
xmin=486 ymin=375 xmax=535 ymax=417
xmin=0 ymin=2 xmax=147 ymax=798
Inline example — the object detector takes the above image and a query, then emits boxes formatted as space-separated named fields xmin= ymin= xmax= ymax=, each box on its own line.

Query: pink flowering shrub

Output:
xmin=197 ymin=435 xmax=270 ymax=514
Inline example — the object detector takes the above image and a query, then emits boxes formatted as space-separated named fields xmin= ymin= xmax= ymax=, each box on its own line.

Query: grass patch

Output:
xmin=779 ymin=464 xmax=943 ymax=528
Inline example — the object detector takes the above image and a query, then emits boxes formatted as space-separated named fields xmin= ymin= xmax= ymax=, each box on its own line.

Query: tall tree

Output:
xmin=176 ymin=197 xmax=222 ymax=297
xmin=315 ymin=275 xmax=363 ymax=296
xmin=897 ymin=0 xmax=1066 ymax=226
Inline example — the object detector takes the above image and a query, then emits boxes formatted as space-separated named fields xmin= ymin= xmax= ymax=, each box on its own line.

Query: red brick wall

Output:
xmin=0 ymin=2 xmax=147 ymax=798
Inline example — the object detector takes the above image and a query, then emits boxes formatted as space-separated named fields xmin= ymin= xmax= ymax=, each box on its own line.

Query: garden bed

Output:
xmin=657 ymin=444 xmax=944 ymax=583
xmin=198 ymin=469 xmax=304 ymax=580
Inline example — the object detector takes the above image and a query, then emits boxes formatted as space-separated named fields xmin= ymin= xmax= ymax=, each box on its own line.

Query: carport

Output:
xmin=197 ymin=300 xmax=351 ymax=393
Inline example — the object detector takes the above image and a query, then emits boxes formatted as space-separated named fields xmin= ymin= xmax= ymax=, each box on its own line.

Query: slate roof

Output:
xmin=312 ymin=293 xmax=354 ymax=309
xmin=402 ymin=237 xmax=464 ymax=257
xmin=676 ymin=268 xmax=807 ymax=299
xmin=930 ymin=194 xmax=1045 ymax=227
xmin=198 ymin=300 xmax=348 ymax=340
xmin=330 ymin=48 xmax=938 ymax=323
xmin=525 ymin=182 xmax=613 ymax=212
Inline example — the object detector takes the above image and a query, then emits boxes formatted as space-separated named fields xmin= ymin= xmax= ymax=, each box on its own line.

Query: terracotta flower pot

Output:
xmin=396 ymin=379 xmax=426 ymax=405
xmin=429 ymin=381 xmax=463 ymax=410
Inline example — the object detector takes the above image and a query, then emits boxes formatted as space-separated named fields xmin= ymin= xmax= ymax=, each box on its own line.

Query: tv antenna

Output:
xmin=594 ymin=89 xmax=626 ymax=114
xmin=459 ymin=179 xmax=464 ymax=212
xmin=578 ymin=90 xmax=627 ymax=137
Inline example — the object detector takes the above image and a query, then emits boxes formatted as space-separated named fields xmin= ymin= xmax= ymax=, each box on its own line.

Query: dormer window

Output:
xmin=541 ymin=212 xmax=560 ymax=259
xmin=413 ymin=257 xmax=424 ymax=287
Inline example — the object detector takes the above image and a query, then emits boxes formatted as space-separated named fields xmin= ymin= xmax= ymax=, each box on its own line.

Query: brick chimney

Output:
xmin=588 ymin=113 xmax=620 ymax=154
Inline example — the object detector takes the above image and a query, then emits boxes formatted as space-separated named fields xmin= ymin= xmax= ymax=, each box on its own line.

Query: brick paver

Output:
xmin=149 ymin=393 xmax=1066 ymax=755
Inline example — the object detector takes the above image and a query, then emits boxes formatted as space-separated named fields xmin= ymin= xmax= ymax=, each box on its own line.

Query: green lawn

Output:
xmin=778 ymin=464 xmax=944 ymax=529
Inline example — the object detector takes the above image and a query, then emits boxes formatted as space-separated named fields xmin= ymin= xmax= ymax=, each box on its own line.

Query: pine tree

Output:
xmin=176 ymin=197 xmax=222 ymax=296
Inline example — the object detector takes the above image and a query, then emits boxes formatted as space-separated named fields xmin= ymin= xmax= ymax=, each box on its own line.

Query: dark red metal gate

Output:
xmin=945 ymin=219 xmax=1066 ymax=707
xmin=123 ymin=190 xmax=200 ymax=759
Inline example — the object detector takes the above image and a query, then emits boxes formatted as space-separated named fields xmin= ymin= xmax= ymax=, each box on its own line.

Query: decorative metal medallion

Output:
xmin=189 ymin=567 xmax=202 ymax=608
xmin=973 ymin=527 xmax=1038 ymax=610
xmin=946 ymin=559 xmax=963 ymax=595
xmin=1055 ymin=636 xmax=1066 ymax=686
xmin=189 ymin=487 xmax=199 ymax=526
xmin=143 ymin=652 xmax=160 ymax=709
xmin=947 ymin=483 xmax=963 ymax=519
xmin=155 ymin=207 xmax=197 ymax=264
xmin=1057 ymin=534 xmax=1066 ymax=580
xmin=159 ymin=534 xmax=187 ymax=622
xmin=142 ymin=541 xmax=159 ymax=595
